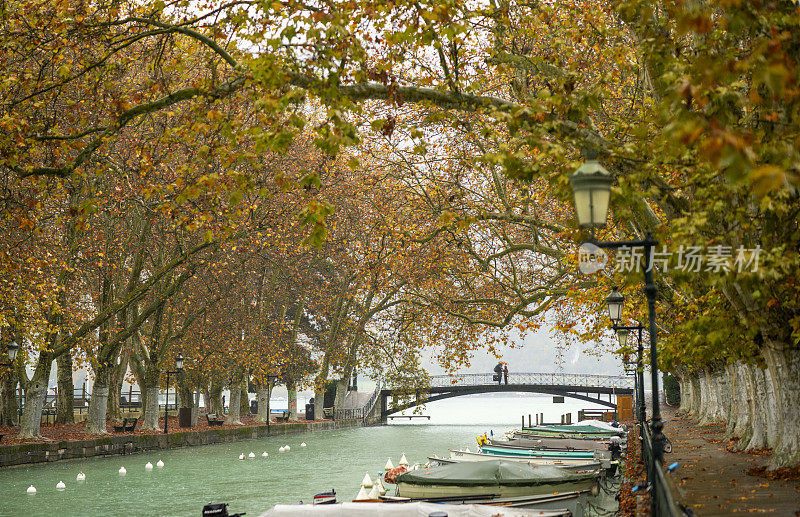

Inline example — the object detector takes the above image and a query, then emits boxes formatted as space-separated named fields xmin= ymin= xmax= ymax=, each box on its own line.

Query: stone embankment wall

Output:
xmin=675 ymin=358 xmax=800 ymax=468
xmin=0 ymin=419 xmax=362 ymax=468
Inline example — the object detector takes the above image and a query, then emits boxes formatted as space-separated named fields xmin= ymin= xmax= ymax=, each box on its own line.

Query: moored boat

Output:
xmin=395 ymin=459 xmax=598 ymax=500
xmin=493 ymin=436 xmax=611 ymax=452
xmin=261 ymin=501 xmax=571 ymax=516
xmin=480 ymin=444 xmax=596 ymax=459
xmin=519 ymin=422 xmax=625 ymax=439
xmin=449 ymin=449 xmax=604 ymax=469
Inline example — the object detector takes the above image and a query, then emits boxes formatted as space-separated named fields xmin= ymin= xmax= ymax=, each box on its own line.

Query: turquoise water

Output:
xmin=0 ymin=395 xmax=612 ymax=516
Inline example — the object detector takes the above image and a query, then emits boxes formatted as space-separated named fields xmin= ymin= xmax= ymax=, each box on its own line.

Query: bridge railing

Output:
xmin=418 ymin=372 xmax=633 ymax=389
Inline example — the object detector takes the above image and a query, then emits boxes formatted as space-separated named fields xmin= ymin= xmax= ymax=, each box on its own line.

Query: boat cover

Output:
xmin=258 ymin=502 xmax=568 ymax=516
xmin=522 ymin=424 xmax=619 ymax=435
xmin=396 ymin=460 xmax=595 ymax=487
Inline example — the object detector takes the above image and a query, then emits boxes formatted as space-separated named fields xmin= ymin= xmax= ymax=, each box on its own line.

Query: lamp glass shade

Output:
xmin=606 ymin=287 xmax=625 ymax=323
xmin=175 ymin=354 xmax=184 ymax=371
xmin=569 ymin=159 xmax=613 ymax=228
xmin=7 ymin=341 xmax=18 ymax=362
xmin=616 ymin=328 xmax=630 ymax=349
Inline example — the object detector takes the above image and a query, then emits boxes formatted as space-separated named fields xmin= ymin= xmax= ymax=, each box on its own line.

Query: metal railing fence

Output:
xmin=395 ymin=372 xmax=633 ymax=390
xmin=641 ymin=421 xmax=682 ymax=516
xmin=333 ymin=381 xmax=381 ymax=421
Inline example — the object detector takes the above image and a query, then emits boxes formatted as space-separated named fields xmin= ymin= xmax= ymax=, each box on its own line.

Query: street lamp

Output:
xmin=568 ymin=158 xmax=613 ymax=229
xmin=569 ymin=156 xmax=665 ymax=513
xmin=1 ymin=340 xmax=18 ymax=366
xmin=2 ymin=341 xmax=21 ymax=425
xmin=606 ymin=287 xmax=625 ymax=325
xmin=164 ymin=354 xmax=184 ymax=434
xmin=616 ymin=328 xmax=630 ymax=349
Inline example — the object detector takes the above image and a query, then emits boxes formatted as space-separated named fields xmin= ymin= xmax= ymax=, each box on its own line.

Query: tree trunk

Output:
xmin=191 ymin=388 xmax=201 ymax=427
xmin=139 ymin=364 xmax=161 ymax=431
xmin=55 ymin=351 xmax=75 ymax=424
xmin=0 ymin=371 xmax=18 ymax=426
xmin=19 ymin=354 xmax=53 ymax=439
xmin=314 ymin=352 xmax=330 ymax=417
xmin=762 ymin=345 xmax=800 ymax=467
xmin=333 ymin=377 xmax=348 ymax=410
xmin=287 ymin=379 xmax=298 ymax=420
xmin=255 ymin=384 xmax=271 ymax=423
xmin=209 ymin=385 xmax=223 ymax=415
xmin=85 ymin=364 xmax=111 ymax=434
xmin=225 ymin=377 xmax=243 ymax=425
xmin=240 ymin=383 xmax=250 ymax=416
xmin=107 ymin=355 xmax=128 ymax=423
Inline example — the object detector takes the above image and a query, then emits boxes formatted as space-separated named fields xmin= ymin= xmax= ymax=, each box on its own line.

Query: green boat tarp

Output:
xmin=521 ymin=425 xmax=620 ymax=435
xmin=396 ymin=460 xmax=596 ymax=487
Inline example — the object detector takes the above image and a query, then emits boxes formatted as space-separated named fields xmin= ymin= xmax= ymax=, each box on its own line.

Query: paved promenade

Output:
xmin=665 ymin=405 xmax=800 ymax=516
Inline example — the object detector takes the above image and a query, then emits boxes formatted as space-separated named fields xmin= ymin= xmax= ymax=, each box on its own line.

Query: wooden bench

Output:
xmin=276 ymin=411 xmax=290 ymax=422
xmin=206 ymin=413 xmax=224 ymax=426
xmin=113 ymin=417 xmax=138 ymax=433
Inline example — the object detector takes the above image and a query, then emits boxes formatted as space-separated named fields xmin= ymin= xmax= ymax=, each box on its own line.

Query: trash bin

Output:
xmin=305 ymin=403 xmax=315 ymax=421
xmin=250 ymin=400 xmax=258 ymax=414
xmin=178 ymin=407 xmax=192 ymax=428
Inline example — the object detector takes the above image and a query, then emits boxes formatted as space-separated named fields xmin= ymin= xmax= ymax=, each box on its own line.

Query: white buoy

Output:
xmin=56 ymin=481 xmax=66 ymax=490
xmin=399 ymin=453 xmax=409 ymax=466
xmin=361 ymin=472 xmax=373 ymax=488
xmin=27 ymin=485 xmax=36 ymax=494
xmin=118 ymin=466 xmax=126 ymax=475
xmin=248 ymin=452 xmax=255 ymax=458
xmin=76 ymin=472 xmax=86 ymax=482
xmin=278 ymin=446 xmax=284 ymax=452
xmin=156 ymin=459 xmax=164 ymax=468
xmin=284 ymin=445 xmax=291 ymax=451
xmin=354 ymin=485 xmax=370 ymax=501
xmin=367 ymin=484 xmax=379 ymax=499
xmin=300 ymin=442 xmax=307 ymax=447
xmin=239 ymin=453 xmax=246 ymax=460
xmin=384 ymin=458 xmax=394 ymax=470
xmin=262 ymin=452 xmax=269 ymax=457
xmin=145 ymin=462 xmax=153 ymax=470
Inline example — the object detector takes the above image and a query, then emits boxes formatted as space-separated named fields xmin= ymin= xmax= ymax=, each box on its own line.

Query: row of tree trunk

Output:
xmin=675 ymin=347 xmax=800 ymax=468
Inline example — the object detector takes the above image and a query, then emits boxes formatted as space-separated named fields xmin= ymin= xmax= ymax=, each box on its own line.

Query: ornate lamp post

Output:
xmin=569 ymin=157 xmax=665 ymax=509
xmin=2 ymin=341 xmax=21 ymax=424
xmin=2 ymin=341 xmax=19 ymax=365
xmin=164 ymin=354 xmax=184 ymax=434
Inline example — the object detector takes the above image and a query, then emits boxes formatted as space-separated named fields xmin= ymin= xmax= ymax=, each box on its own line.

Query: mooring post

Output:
xmin=528 ymin=414 xmax=531 ymax=427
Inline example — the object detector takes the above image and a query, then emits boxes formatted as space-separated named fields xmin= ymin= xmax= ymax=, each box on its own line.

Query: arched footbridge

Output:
xmin=379 ymin=372 xmax=633 ymax=422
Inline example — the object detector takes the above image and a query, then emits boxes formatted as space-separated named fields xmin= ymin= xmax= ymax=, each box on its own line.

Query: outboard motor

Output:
xmin=609 ymin=436 xmax=623 ymax=460
xmin=202 ymin=503 xmax=245 ymax=517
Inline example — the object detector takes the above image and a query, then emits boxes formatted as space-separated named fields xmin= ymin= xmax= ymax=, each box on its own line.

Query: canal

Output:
xmin=0 ymin=395 xmax=613 ymax=516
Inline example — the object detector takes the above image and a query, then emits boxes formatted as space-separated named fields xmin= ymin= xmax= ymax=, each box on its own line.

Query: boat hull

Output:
xmin=480 ymin=444 xmax=595 ymax=459
xmin=449 ymin=449 xmax=602 ymax=468
xmin=396 ymin=478 xmax=597 ymax=499
xmin=495 ymin=437 xmax=610 ymax=452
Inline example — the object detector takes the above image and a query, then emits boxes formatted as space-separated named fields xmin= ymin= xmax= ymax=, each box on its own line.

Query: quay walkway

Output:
xmin=656 ymin=405 xmax=800 ymax=516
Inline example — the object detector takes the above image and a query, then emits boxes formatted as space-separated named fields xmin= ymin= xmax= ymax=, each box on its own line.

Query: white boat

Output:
xmin=259 ymin=501 xmax=569 ymax=516
xmin=450 ymin=449 xmax=603 ymax=468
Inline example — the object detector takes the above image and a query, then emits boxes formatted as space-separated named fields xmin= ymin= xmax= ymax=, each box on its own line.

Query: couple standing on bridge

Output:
xmin=493 ymin=362 xmax=509 ymax=385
